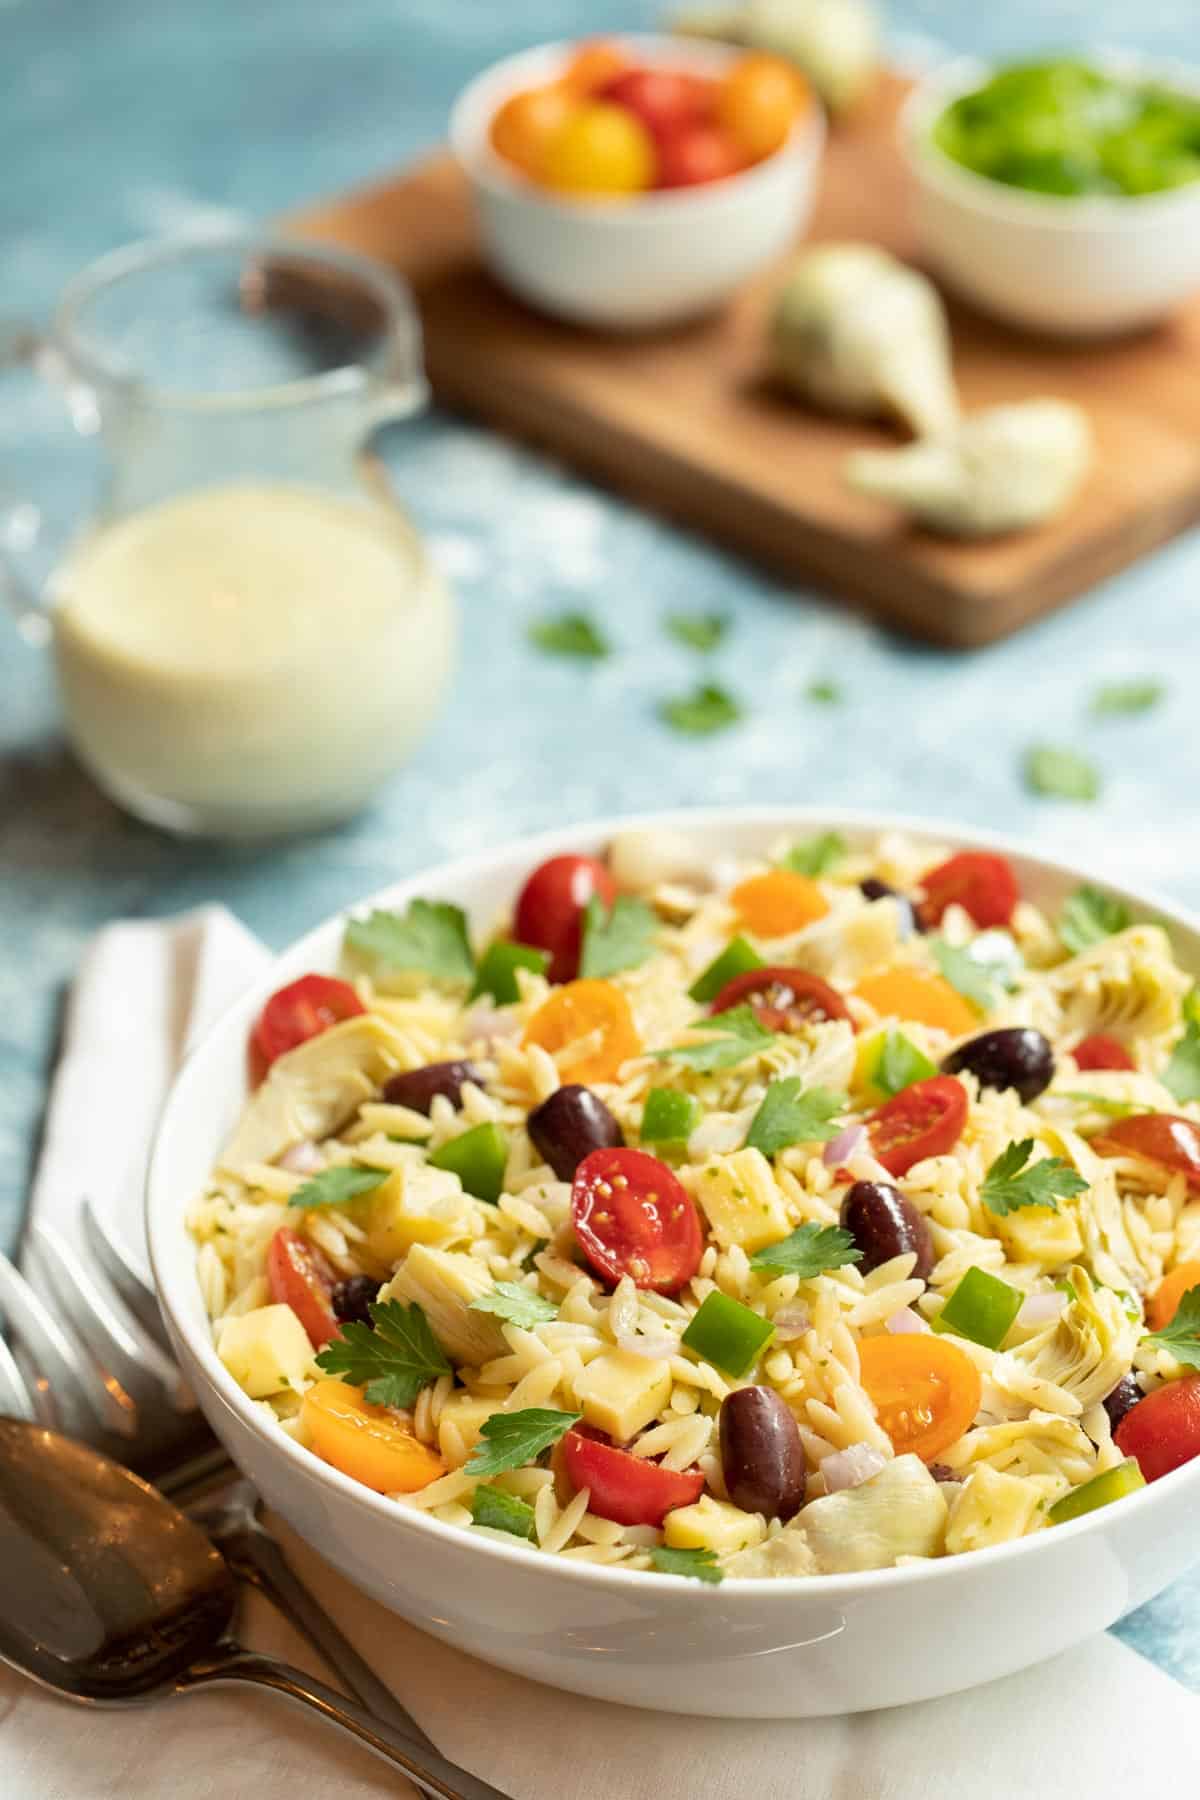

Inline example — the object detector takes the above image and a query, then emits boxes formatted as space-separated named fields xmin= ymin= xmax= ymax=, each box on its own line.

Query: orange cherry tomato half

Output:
xmin=302 ymin=1378 xmax=445 ymax=1494
xmin=730 ymin=868 xmax=830 ymax=937
xmin=599 ymin=67 xmax=712 ymax=139
xmin=853 ymin=968 xmax=977 ymax=1037
xmin=867 ymin=1075 xmax=968 ymax=1178
xmin=1092 ymin=1113 xmax=1200 ymax=1189
xmin=523 ymin=978 xmax=641 ymax=1085
xmin=655 ymin=121 xmax=744 ymax=186
xmin=541 ymin=101 xmax=657 ymax=195
xmin=514 ymin=853 xmax=615 ymax=983
xmin=1146 ymin=1260 xmax=1200 ymax=1332
xmin=561 ymin=39 xmax=629 ymax=95
xmin=1072 ymin=1033 xmax=1135 ymax=1072
xmin=571 ymin=1146 xmax=703 ymax=1293
xmin=857 ymin=1333 xmax=982 ymax=1463
xmin=562 ymin=1426 xmax=705 ymax=1523
xmin=490 ymin=83 xmax=579 ymax=179
xmin=716 ymin=52 xmax=808 ymax=161
xmin=918 ymin=852 xmax=1019 ymax=930
xmin=711 ymin=964 xmax=852 ymax=1032
xmin=266 ymin=1226 xmax=340 ymax=1349
xmin=1115 ymin=1374 xmax=1200 ymax=1483
xmin=252 ymin=974 xmax=365 ymax=1075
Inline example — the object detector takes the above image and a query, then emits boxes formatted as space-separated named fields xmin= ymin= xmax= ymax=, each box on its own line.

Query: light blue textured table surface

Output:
xmin=3 ymin=0 xmax=1198 ymax=1691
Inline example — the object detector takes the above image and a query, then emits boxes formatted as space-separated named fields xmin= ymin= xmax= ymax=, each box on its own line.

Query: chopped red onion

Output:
xmin=823 ymin=1124 xmax=867 ymax=1169
xmin=771 ymin=1304 xmax=811 ymax=1341
xmin=820 ymin=1443 xmax=888 ymax=1494
xmin=463 ymin=1005 xmax=522 ymax=1044
xmin=886 ymin=1307 xmax=930 ymax=1335
xmin=1017 ymin=1291 xmax=1067 ymax=1328
xmin=615 ymin=1331 xmax=679 ymax=1360
xmin=278 ymin=1140 xmax=323 ymax=1175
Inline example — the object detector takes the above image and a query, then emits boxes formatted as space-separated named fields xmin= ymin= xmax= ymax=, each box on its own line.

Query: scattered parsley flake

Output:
xmin=748 ymin=1221 xmax=863 ymax=1279
xmin=876 ymin=1029 xmax=937 ymax=1097
xmin=659 ymin=682 xmax=743 ymax=736
xmin=930 ymin=937 xmax=997 ymax=1012
xmin=470 ymin=1283 xmax=558 ymax=1329
xmin=744 ymin=1079 xmax=846 ymax=1156
xmin=780 ymin=831 xmax=847 ymax=877
xmin=806 ymin=678 xmax=842 ymax=705
xmin=1091 ymin=679 xmax=1164 ymax=717
xmin=465 ymin=1407 xmax=581 ymax=1478
xmin=345 ymin=899 xmax=474 ymax=984
xmin=528 ymin=611 xmax=610 ymax=660
xmin=664 ymin=610 xmax=730 ymax=653
xmin=979 ymin=1139 xmax=1089 ymax=1218
xmin=470 ymin=1485 xmax=537 ymax=1540
xmin=648 ymin=1545 xmax=723 ymax=1583
xmin=579 ymin=894 xmax=657 ymax=980
xmin=314 ymin=1299 xmax=451 ymax=1409
xmin=288 ymin=1165 xmax=388 ymax=1210
xmin=1142 ymin=1286 xmax=1200 ymax=1369
xmin=1058 ymin=884 xmax=1131 ymax=955
xmin=1024 ymin=745 xmax=1100 ymax=802
xmin=650 ymin=1003 xmax=776 ymax=1073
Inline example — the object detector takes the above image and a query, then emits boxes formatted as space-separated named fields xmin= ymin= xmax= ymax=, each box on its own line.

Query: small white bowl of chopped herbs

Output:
xmin=903 ymin=54 xmax=1200 ymax=336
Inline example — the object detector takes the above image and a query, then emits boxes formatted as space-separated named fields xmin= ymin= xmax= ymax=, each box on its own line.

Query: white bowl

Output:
xmin=148 ymin=807 xmax=1200 ymax=1718
xmin=449 ymin=35 xmax=825 ymax=331
xmin=903 ymin=56 xmax=1200 ymax=337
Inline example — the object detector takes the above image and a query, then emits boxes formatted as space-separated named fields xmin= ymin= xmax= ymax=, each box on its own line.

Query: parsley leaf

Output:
xmin=744 ymin=1080 xmax=846 ymax=1156
xmin=649 ymin=1545 xmax=723 ymax=1583
xmin=314 ymin=1300 xmax=451 ymax=1408
xmin=665 ymin=610 xmax=729 ymax=653
xmin=345 ymin=899 xmax=474 ymax=984
xmin=780 ymin=831 xmax=847 ymax=877
xmin=930 ymin=937 xmax=996 ymax=1012
xmin=1024 ymin=745 xmax=1100 ymax=802
xmin=806 ymin=678 xmax=842 ymax=705
xmin=1164 ymin=1016 xmax=1200 ymax=1104
xmin=650 ymin=1003 xmax=776 ymax=1072
xmin=470 ymin=1282 xmax=558 ymax=1329
xmin=1142 ymin=1285 xmax=1200 ymax=1368
xmin=1059 ymin=884 xmax=1131 ymax=955
xmin=579 ymin=894 xmax=657 ymax=980
xmin=470 ymin=1484 xmax=537 ymax=1540
xmin=288 ymin=1165 xmax=388 ymax=1211
xmin=1091 ymin=679 xmax=1164 ymax=717
xmin=465 ymin=1407 xmax=581 ymax=1478
xmin=876 ymin=1029 xmax=937 ymax=1097
xmin=659 ymin=682 xmax=742 ymax=736
xmin=748 ymin=1221 xmax=863 ymax=1279
xmin=528 ymin=611 xmax=610 ymax=660
xmin=979 ymin=1140 xmax=1089 ymax=1218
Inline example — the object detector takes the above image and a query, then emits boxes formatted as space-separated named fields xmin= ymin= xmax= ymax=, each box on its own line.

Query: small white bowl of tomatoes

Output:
xmin=449 ymin=34 xmax=825 ymax=330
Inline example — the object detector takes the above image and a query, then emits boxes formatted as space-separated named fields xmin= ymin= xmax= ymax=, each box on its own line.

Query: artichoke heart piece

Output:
xmin=1048 ymin=924 xmax=1189 ymax=1045
xmin=381 ymin=1245 xmax=509 ymax=1366
xmin=1009 ymin=1265 xmax=1141 ymax=1413
xmin=727 ymin=1454 xmax=946 ymax=1577
xmin=945 ymin=1464 xmax=1044 ymax=1555
xmin=219 ymin=1014 xmax=413 ymax=1175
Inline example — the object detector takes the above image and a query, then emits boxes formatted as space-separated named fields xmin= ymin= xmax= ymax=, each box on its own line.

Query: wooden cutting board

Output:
xmin=288 ymin=74 xmax=1200 ymax=648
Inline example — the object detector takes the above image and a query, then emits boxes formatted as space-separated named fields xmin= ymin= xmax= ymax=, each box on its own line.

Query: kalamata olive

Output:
xmin=381 ymin=1059 xmax=483 ymax=1114
xmin=527 ymin=1083 xmax=624 ymax=1180
xmin=859 ymin=877 xmax=923 ymax=935
xmin=840 ymin=1179 xmax=934 ymax=1281
xmin=331 ymin=1274 xmax=379 ymax=1326
xmin=1102 ymin=1372 xmax=1143 ymax=1435
xmin=941 ymin=1028 xmax=1055 ymax=1105
xmin=719 ymin=1386 xmax=806 ymax=1521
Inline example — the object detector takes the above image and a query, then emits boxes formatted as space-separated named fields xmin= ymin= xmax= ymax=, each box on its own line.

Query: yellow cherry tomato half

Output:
xmin=302 ymin=1377 xmax=445 ymax=1494
xmin=541 ymin=101 xmax=657 ymax=196
xmin=716 ymin=52 xmax=809 ymax=162
xmin=853 ymin=967 xmax=977 ymax=1038
xmin=523 ymin=978 xmax=642 ymax=1084
xmin=730 ymin=868 xmax=829 ymax=938
xmin=857 ymin=1334 xmax=982 ymax=1463
xmin=490 ymin=83 xmax=579 ymax=179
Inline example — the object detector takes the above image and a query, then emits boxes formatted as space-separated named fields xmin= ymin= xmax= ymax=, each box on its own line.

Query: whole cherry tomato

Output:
xmin=562 ymin=1426 xmax=705 ymax=1524
xmin=655 ymin=122 xmax=744 ymax=187
xmin=716 ymin=52 xmax=808 ymax=161
xmin=1072 ymin=1033 xmax=1135 ymax=1072
xmin=1093 ymin=1113 xmax=1200 ymax=1188
xmin=918 ymin=852 xmax=1019 ymax=930
xmin=252 ymin=974 xmax=365 ymax=1076
xmin=1115 ymin=1375 xmax=1200 ymax=1483
xmin=572 ymin=1146 xmax=703 ymax=1293
xmin=710 ymin=965 xmax=851 ymax=1032
xmin=513 ymin=854 xmax=615 ymax=983
xmin=561 ymin=40 xmax=629 ymax=96
xmin=490 ymin=84 xmax=579 ymax=179
xmin=599 ymin=68 xmax=711 ymax=140
xmin=867 ymin=1075 xmax=968 ymax=1177
xmin=541 ymin=102 xmax=657 ymax=195
xmin=266 ymin=1226 xmax=340 ymax=1349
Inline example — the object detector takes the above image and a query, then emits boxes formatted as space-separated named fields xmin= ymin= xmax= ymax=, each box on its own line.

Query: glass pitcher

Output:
xmin=2 ymin=234 xmax=456 ymax=838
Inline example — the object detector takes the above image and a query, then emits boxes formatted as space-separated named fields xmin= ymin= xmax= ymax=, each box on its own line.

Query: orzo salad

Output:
xmin=191 ymin=829 xmax=1200 ymax=1582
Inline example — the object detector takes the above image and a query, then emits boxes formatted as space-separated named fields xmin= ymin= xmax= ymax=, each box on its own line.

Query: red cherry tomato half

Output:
xmin=710 ymin=965 xmax=852 ymax=1033
xmin=919 ymin=852 xmax=1019 ymax=930
xmin=572 ymin=1147 xmax=703 ymax=1293
xmin=562 ymin=1427 xmax=705 ymax=1524
xmin=266 ymin=1226 xmax=340 ymax=1349
xmin=1072 ymin=1033 xmax=1135 ymax=1073
xmin=513 ymin=854 xmax=616 ymax=985
xmin=655 ymin=121 xmax=745 ymax=187
xmin=1092 ymin=1113 xmax=1200 ymax=1188
xmin=1115 ymin=1375 xmax=1200 ymax=1483
xmin=599 ymin=67 xmax=711 ymax=139
xmin=252 ymin=974 xmax=365 ymax=1075
xmin=867 ymin=1075 xmax=968 ymax=1178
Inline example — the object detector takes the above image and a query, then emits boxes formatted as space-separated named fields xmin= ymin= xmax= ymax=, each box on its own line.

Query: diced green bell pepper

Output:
xmin=873 ymin=1028 xmax=937 ymax=1099
xmin=429 ymin=1122 xmax=509 ymax=1204
xmin=932 ymin=1266 xmax=1023 ymax=1350
xmin=688 ymin=936 xmax=764 ymax=1004
xmin=681 ymin=1291 xmax=775 ymax=1377
xmin=470 ymin=941 xmax=549 ymax=1005
xmin=1048 ymin=1457 xmax=1145 ymax=1525
xmin=641 ymin=1087 xmax=702 ymax=1148
xmin=470 ymin=1483 xmax=536 ymax=1539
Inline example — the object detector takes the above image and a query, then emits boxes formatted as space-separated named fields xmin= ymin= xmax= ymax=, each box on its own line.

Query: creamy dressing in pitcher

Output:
xmin=52 ymin=482 xmax=455 ymax=835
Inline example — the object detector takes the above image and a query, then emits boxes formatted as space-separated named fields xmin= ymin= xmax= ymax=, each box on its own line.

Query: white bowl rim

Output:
xmin=903 ymin=49 xmax=1200 ymax=230
xmin=148 ymin=803 xmax=1200 ymax=1601
xmin=448 ymin=32 xmax=825 ymax=224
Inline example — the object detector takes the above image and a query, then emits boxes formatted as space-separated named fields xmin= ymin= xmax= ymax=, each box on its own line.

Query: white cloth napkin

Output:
xmin=3 ymin=909 xmax=1198 ymax=1799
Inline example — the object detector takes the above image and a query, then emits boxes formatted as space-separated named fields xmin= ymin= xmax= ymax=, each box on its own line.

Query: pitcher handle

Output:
xmin=0 ymin=318 xmax=53 ymax=646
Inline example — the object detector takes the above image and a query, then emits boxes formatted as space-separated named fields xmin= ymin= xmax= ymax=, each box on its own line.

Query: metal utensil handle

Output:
xmin=177 ymin=1647 xmax=510 ymax=1800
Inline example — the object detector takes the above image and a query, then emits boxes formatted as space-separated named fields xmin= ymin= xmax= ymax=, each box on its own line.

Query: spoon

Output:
xmin=0 ymin=1418 xmax=509 ymax=1800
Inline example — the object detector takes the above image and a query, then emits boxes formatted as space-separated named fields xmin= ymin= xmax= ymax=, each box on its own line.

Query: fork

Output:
xmin=0 ymin=1200 xmax=434 ymax=1750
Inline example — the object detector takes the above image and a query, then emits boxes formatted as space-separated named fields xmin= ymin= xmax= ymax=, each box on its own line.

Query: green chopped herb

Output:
xmin=428 ymin=1122 xmax=509 ymax=1204
xmin=664 ymin=610 xmax=730 ymax=653
xmin=979 ymin=1139 xmax=1089 ymax=1218
xmin=875 ymin=1029 xmax=938 ymax=1098
xmin=1164 ymin=1010 xmax=1200 ymax=1105
xmin=314 ymin=1299 xmax=451 ymax=1408
xmin=1091 ymin=678 xmax=1165 ymax=717
xmin=470 ymin=1282 xmax=558 ymax=1329
xmin=528 ymin=610 xmax=610 ymax=660
xmin=1142 ymin=1285 xmax=1200 ymax=1368
xmin=650 ymin=1003 xmax=776 ymax=1073
xmin=748 ymin=1221 xmax=863 ymax=1279
xmin=780 ymin=831 xmax=847 ymax=877
xmin=465 ymin=1407 xmax=581 ymax=1477
xmin=1024 ymin=745 xmax=1100 ymax=802
xmin=806 ymin=678 xmax=842 ymax=705
xmin=932 ymin=1266 xmax=1023 ymax=1350
xmin=930 ymin=937 xmax=997 ymax=1012
xmin=579 ymin=894 xmax=657 ymax=980
xmin=659 ymin=682 xmax=743 ymax=736
xmin=688 ymin=935 xmax=764 ymax=1004
xmin=287 ymin=1165 xmax=388 ymax=1211
xmin=641 ymin=1087 xmax=702 ymax=1147
xmin=648 ymin=1545 xmax=723 ymax=1583
xmin=470 ymin=1484 xmax=537 ymax=1540
xmin=521 ymin=1238 xmax=548 ymax=1273
xmin=681 ymin=1290 xmax=775 ymax=1377
xmin=1048 ymin=1459 xmax=1145 ymax=1525
xmin=470 ymin=940 xmax=549 ymax=1005
xmin=744 ymin=1079 xmax=846 ymax=1156
xmin=1058 ymin=884 xmax=1131 ymax=955
xmin=345 ymin=899 xmax=475 ymax=985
